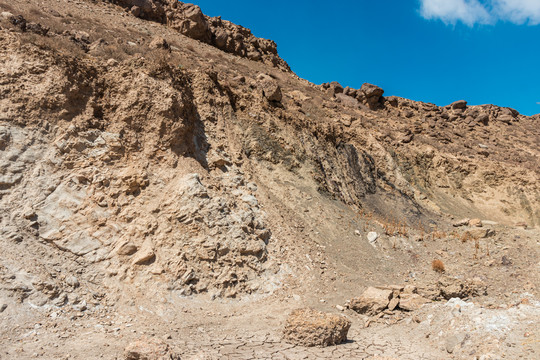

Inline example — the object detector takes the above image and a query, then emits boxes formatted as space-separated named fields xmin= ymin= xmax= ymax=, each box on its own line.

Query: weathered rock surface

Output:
xmin=283 ymin=308 xmax=351 ymax=347
xmin=398 ymin=293 xmax=431 ymax=311
xmin=124 ymin=337 xmax=180 ymax=360
xmin=350 ymin=287 xmax=393 ymax=315
xmin=111 ymin=0 xmax=289 ymax=70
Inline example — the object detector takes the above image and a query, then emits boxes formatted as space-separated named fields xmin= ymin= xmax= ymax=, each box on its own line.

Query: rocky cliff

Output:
xmin=112 ymin=0 xmax=290 ymax=70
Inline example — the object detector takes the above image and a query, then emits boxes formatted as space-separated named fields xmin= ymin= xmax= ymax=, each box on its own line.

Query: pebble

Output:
xmin=367 ymin=232 xmax=378 ymax=243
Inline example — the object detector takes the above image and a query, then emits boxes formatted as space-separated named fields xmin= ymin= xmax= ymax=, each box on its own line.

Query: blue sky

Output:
xmin=192 ymin=1 xmax=540 ymax=115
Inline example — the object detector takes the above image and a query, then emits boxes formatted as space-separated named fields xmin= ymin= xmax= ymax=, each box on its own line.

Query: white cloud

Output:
xmin=420 ymin=0 xmax=493 ymax=26
xmin=493 ymin=0 xmax=540 ymax=25
xmin=419 ymin=0 xmax=540 ymax=26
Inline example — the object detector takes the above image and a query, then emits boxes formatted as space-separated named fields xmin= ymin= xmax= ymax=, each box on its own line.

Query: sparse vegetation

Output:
xmin=432 ymin=259 xmax=445 ymax=273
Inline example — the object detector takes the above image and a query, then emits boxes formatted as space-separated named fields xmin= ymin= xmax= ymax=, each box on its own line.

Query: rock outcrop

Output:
xmin=111 ymin=0 xmax=290 ymax=70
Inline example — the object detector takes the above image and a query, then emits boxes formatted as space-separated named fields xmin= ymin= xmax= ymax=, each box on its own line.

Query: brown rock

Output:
xmin=132 ymin=240 xmax=155 ymax=265
xmin=259 ymin=79 xmax=282 ymax=102
xmin=336 ymin=93 xmax=360 ymax=108
xmin=360 ymin=83 xmax=384 ymax=108
xmin=468 ymin=218 xmax=483 ymax=227
xmin=350 ymin=287 xmax=393 ymax=315
xmin=118 ymin=242 xmax=138 ymax=256
xmin=283 ymin=308 xmax=351 ymax=347
xmin=149 ymin=37 xmax=169 ymax=49
xmin=388 ymin=297 xmax=399 ymax=311
xmin=476 ymin=113 xmax=489 ymax=125
xmin=498 ymin=114 xmax=514 ymax=124
xmin=437 ymin=276 xmax=487 ymax=300
xmin=361 ymin=83 xmax=384 ymax=99
xmin=130 ymin=6 xmax=141 ymax=18
xmin=124 ymin=336 xmax=179 ymax=360
xmin=450 ymin=100 xmax=467 ymax=109
xmin=398 ymin=293 xmax=431 ymax=311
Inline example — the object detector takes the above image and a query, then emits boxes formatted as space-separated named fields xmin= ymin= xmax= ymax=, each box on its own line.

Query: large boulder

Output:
xmin=360 ymin=83 xmax=384 ymax=109
xmin=124 ymin=336 xmax=180 ymax=360
xmin=450 ymin=100 xmax=467 ymax=110
xmin=257 ymin=74 xmax=282 ymax=102
xmin=350 ymin=287 xmax=392 ymax=315
xmin=283 ymin=308 xmax=351 ymax=347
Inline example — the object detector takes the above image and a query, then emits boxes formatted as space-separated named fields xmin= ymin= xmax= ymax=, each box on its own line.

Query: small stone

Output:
xmin=130 ymin=6 xmax=141 ymax=18
xmin=501 ymin=256 xmax=512 ymax=266
xmin=388 ymin=297 xmax=399 ymax=311
xmin=367 ymin=232 xmax=378 ymax=243
xmin=1 ymin=11 xmax=14 ymax=20
xmin=468 ymin=218 xmax=483 ymax=227
xmin=131 ymin=240 xmax=155 ymax=265
xmin=283 ymin=308 xmax=351 ymax=347
xmin=232 ymin=75 xmax=246 ymax=84
xmin=398 ymin=293 xmax=430 ymax=311
xmin=0 ymin=304 xmax=7 ymax=313
xmin=468 ymin=228 xmax=490 ymax=239
xmin=403 ymin=285 xmax=417 ymax=294
xmin=118 ymin=242 xmax=138 ymax=256
xmin=65 ymin=276 xmax=79 ymax=288
xmin=149 ymin=37 xmax=169 ymax=50
xmin=453 ymin=218 xmax=470 ymax=227
xmin=445 ymin=333 xmax=466 ymax=354
xmin=72 ymin=300 xmax=87 ymax=312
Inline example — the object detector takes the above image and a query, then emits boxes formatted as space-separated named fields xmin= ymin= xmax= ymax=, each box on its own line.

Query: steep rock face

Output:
xmin=110 ymin=0 xmax=290 ymax=70
xmin=0 ymin=31 xmax=276 ymax=299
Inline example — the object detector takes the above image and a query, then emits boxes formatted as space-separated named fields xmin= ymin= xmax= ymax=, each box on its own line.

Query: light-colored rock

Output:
xmin=398 ymin=293 xmax=431 ymax=311
xmin=283 ymin=308 xmax=351 ymax=347
xmin=445 ymin=333 xmax=466 ymax=354
xmin=453 ymin=218 xmax=470 ymax=227
xmin=118 ymin=242 xmax=138 ymax=256
xmin=367 ymin=232 xmax=378 ymax=243
xmin=132 ymin=239 xmax=155 ymax=265
xmin=468 ymin=218 xmax=483 ymax=227
xmin=388 ymin=297 xmax=399 ymax=311
xmin=350 ymin=287 xmax=392 ymax=315
xmin=65 ymin=276 xmax=79 ymax=288
xmin=124 ymin=336 xmax=179 ymax=360
xmin=1 ymin=11 xmax=14 ymax=20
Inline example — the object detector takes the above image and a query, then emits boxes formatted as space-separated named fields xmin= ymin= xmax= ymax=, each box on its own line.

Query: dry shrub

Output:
xmin=19 ymin=33 xmax=85 ymax=58
xmin=432 ymin=259 xmax=445 ymax=273
xmin=460 ymin=231 xmax=472 ymax=243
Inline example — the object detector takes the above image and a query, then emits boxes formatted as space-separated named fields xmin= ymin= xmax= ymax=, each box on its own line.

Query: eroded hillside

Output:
xmin=0 ymin=1 xmax=539 ymax=359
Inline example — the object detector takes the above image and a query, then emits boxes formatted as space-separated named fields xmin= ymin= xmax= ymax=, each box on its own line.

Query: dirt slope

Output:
xmin=0 ymin=1 xmax=539 ymax=359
